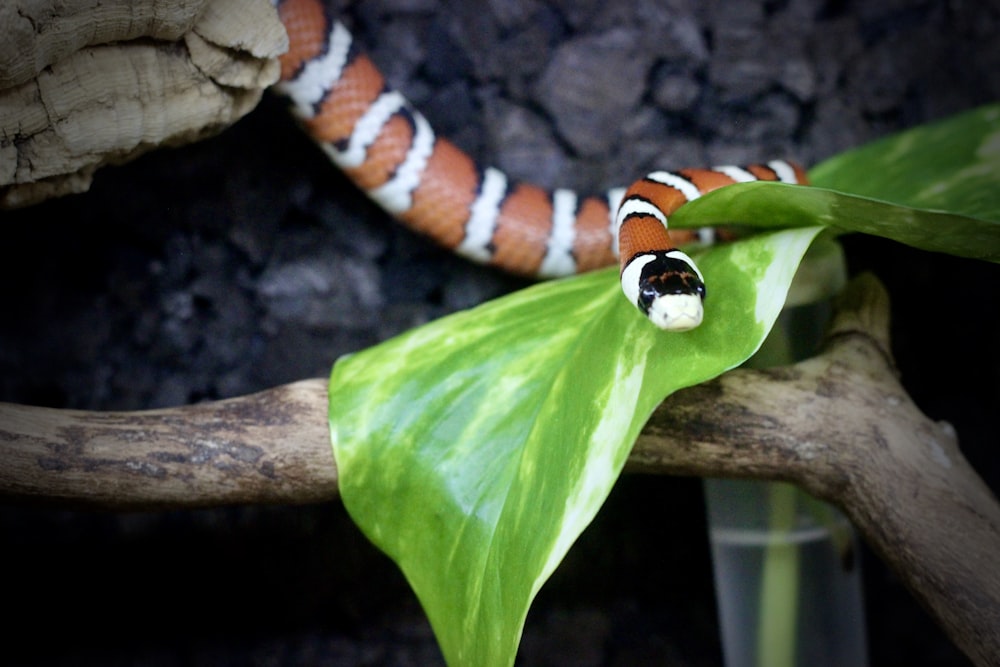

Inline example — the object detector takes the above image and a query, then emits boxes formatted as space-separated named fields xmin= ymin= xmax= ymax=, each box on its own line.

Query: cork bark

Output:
xmin=0 ymin=0 xmax=287 ymax=207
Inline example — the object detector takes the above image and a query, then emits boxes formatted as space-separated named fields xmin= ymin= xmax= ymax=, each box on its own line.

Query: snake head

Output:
xmin=624 ymin=249 xmax=706 ymax=331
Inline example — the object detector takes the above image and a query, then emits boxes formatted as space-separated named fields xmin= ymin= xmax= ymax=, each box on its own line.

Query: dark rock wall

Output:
xmin=2 ymin=0 xmax=998 ymax=664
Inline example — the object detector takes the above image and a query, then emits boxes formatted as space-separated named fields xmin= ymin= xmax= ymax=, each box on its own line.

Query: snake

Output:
xmin=273 ymin=0 xmax=810 ymax=331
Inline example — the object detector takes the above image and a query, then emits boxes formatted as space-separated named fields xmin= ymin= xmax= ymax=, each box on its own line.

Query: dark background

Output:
xmin=2 ymin=0 xmax=998 ymax=664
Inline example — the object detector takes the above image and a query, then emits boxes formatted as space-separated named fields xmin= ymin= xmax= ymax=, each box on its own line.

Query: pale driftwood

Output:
xmin=630 ymin=274 xmax=1000 ymax=667
xmin=0 ymin=273 xmax=997 ymax=665
xmin=0 ymin=379 xmax=333 ymax=509
xmin=0 ymin=0 xmax=286 ymax=208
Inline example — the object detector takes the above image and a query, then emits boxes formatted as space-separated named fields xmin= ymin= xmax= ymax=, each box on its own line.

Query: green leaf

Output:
xmin=809 ymin=103 xmax=1000 ymax=219
xmin=329 ymin=226 xmax=822 ymax=667
xmin=327 ymin=103 xmax=998 ymax=667
xmin=671 ymin=182 xmax=1000 ymax=262
xmin=670 ymin=103 xmax=1000 ymax=262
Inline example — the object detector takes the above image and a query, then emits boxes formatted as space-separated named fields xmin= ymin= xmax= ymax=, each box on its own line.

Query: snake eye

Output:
xmin=636 ymin=253 xmax=705 ymax=306
xmin=638 ymin=284 xmax=659 ymax=313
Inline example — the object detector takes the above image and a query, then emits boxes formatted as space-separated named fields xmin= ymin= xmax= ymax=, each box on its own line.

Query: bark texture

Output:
xmin=0 ymin=0 xmax=286 ymax=207
xmin=1 ymin=273 xmax=998 ymax=665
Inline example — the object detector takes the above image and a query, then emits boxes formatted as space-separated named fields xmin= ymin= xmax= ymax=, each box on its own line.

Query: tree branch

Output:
xmin=1 ymin=273 xmax=997 ymax=665
xmin=631 ymin=274 xmax=1000 ymax=667
xmin=0 ymin=378 xmax=333 ymax=509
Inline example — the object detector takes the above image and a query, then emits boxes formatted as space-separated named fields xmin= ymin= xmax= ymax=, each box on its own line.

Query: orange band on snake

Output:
xmin=273 ymin=0 xmax=810 ymax=330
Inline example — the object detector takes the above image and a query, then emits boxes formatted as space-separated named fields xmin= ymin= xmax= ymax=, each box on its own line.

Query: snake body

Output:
xmin=273 ymin=0 xmax=809 ymax=330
